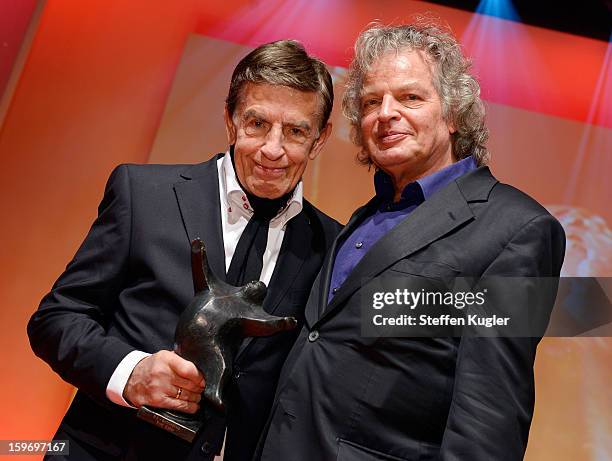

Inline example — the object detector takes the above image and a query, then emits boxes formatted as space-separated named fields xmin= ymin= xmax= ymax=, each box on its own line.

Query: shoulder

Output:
xmin=488 ymin=182 xmax=564 ymax=236
xmin=108 ymin=156 xmax=220 ymax=189
xmin=111 ymin=163 xmax=198 ymax=183
xmin=490 ymin=182 xmax=548 ymax=215
xmin=461 ymin=167 xmax=563 ymax=234
xmin=482 ymin=185 xmax=566 ymax=276
xmin=456 ymin=170 xmax=566 ymax=275
xmin=475 ymin=182 xmax=566 ymax=272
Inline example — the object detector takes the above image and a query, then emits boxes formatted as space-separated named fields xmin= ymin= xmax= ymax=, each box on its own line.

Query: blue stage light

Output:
xmin=475 ymin=0 xmax=521 ymax=22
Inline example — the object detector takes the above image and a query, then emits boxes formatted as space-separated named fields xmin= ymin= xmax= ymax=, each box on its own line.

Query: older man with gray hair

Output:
xmin=28 ymin=40 xmax=341 ymax=461
xmin=256 ymin=22 xmax=565 ymax=461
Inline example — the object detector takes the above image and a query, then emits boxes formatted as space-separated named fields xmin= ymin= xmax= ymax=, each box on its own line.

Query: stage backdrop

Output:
xmin=0 ymin=1 xmax=609 ymax=459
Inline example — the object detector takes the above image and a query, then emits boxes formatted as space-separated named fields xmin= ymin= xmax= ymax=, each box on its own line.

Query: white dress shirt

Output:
xmin=106 ymin=151 xmax=304 ymax=407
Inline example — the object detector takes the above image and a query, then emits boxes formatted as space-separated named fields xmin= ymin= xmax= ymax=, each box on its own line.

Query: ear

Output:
xmin=447 ymin=118 xmax=456 ymax=134
xmin=224 ymin=106 xmax=237 ymax=145
xmin=308 ymin=122 xmax=332 ymax=160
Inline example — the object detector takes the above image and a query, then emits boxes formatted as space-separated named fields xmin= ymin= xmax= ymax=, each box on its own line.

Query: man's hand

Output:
xmin=123 ymin=350 xmax=205 ymax=414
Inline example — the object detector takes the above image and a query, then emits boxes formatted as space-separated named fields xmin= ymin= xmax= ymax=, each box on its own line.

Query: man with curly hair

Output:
xmin=256 ymin=22 xmax=565 ymax=460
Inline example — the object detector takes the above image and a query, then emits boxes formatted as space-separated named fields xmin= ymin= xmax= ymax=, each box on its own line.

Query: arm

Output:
xmin=440 ymin=214 xmax=566 ymax=461
xmin=27 ymin=165 xmax=204 ymax=411
xmin=28 ymin=165 xmax=136 ymax=401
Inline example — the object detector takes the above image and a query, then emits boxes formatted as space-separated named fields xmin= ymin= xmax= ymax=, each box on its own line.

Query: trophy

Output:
xmin=137 ymin=238 xmax=297 ymax=442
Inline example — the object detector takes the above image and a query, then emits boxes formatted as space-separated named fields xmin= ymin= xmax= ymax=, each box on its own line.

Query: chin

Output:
xmin=372 ymin=152 xmax=416 ymax=168
xmin=374 ymin=146 xmax=420 ymax=164
xmin=252 ymin=187 xmax=283 ymax=199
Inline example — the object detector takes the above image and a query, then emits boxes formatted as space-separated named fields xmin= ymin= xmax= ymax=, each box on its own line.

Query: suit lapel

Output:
xmin=235 ymin=211 xmax=312 ymax=361
xmin=173 ymin=156 xmax=227 ymax=283
xmin=303 ymin=200 xmax=378 ymax=327
xmin=316 ymin=180 xmax=476 ymax=324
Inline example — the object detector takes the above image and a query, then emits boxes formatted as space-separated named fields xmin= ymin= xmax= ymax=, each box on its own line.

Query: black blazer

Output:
xmin=28 ymin=155 xmax=341 ymax=460
xmin=257 ymin=167 xmax=566 ymax=461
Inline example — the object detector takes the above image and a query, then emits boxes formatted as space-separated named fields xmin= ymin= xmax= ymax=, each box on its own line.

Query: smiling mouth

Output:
xmin=378 ymin=132 xmax=408 ymax=145
xmin=254 ymin=163 xmax=286 ymax=177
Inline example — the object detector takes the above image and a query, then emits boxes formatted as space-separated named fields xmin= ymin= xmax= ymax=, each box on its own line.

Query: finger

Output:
xmin=174 ymin=387 xmax=201 ymax=404
xmin=163 ymin=396 xmax=200 ymax=414
xmin=168 ymin=354 xmax=205 ymax=384
xmin=173 ymin=375 xmax=205 ymax=394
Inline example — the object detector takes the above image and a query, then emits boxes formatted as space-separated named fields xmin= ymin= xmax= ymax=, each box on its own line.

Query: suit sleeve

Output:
xmin=440 ymin=213 xmax=566 ymax=461
xmin=27 ymin=164 xmax=137 ymax=401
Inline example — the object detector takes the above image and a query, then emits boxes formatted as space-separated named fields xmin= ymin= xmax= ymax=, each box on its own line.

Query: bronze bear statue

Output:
xmin=175 ymin=238 xmax=297 ymax=411
xmin=138 ymin=238 xmax=297 ymax=441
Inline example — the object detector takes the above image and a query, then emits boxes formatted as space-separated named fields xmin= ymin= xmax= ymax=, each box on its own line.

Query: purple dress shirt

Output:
xmin=328 ymin=156 xmax=477 ymax=303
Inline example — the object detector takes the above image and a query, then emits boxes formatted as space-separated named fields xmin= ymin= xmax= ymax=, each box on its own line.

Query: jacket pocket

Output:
xmin=390 ymin=259 xmax=459 ymax=278
xmin=337 ymin=438 xmax=438 ymax=461
xmin=389 ymin=259 xmax=460 ymax=289
xmin=337 ymin=438 xmax=409 ymax=461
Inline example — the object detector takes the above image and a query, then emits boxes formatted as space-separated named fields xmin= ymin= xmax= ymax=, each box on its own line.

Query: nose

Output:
xmin=378 ymin=94 xmax=400 ymax=123
xmin=260 ymin=125 xmax=284 ymax=160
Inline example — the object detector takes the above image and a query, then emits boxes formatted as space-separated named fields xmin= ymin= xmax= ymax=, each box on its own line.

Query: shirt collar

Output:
xmin=220 ymin=151 xmax=303 ymax=226
xmin=374 ymin=155 xmax=477 ymax=211
xmin=418 ymin=155 xmax=477 ymax=199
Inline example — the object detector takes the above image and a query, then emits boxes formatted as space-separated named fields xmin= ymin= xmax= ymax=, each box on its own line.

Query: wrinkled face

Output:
xmin=359 ymin=49 xmax=455 ymax=187
xmin=225 ymin=83 xmax=331 ymax=199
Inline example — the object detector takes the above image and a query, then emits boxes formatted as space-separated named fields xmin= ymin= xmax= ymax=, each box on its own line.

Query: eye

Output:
xmin=362 ymin=98 xmax=379 ymax=108
xmin=402 ymin=94 xmax=420 ymax=102
xmin=244 ymin=117 xmax=268 ymax=135
xmin=251 ymin=118 xmax=266 ymax=128
xmin=285 ymin=126 xmax=308 ymax=143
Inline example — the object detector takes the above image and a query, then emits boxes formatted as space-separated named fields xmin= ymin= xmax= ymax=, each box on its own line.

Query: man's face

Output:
xmin=359 ymin=49 xmax=455 ymax=185
xmin=225 ymin=83 xmax=331 ymax=199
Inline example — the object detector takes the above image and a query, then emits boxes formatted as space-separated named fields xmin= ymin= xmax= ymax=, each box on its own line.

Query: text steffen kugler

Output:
xmin=370 ymin=288 xmax=510 ymax=329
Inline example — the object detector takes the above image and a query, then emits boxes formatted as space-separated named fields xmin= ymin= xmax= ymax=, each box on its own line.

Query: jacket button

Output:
xmin=234 ymin=367 xmax=241 ymax=379
xmin=355 ymin=241 xmax=363 ymax=249
xmin=201 ymin=442 xmax=212 ymax=455
xmin=308 ymin=330 xmax=319 ymax=342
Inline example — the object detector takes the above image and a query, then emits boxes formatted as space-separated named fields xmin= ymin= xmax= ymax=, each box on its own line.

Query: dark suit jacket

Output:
xmin=257 ymin=166 xmax=566 ymax=461
xmin=27 ymin=155 xmax=341 ymax=461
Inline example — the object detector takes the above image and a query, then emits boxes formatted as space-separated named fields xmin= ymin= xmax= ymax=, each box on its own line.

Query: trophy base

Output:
xmin=137 ymin=406 xmax=203 ymax=443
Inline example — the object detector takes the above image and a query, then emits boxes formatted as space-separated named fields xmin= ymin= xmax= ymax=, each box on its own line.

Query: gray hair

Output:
xmin=342 ymin=22 xmax=489 ymax=165
xmin=227 ymin=40 xmax=333 ymax=132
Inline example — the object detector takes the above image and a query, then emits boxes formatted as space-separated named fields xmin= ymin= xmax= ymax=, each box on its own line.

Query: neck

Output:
xmin=388 ymin=153 xmax=455 ymax=202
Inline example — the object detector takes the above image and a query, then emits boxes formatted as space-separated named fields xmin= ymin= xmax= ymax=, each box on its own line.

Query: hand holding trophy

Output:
xmin=138 ymin=238 xmax=297 ymax=442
